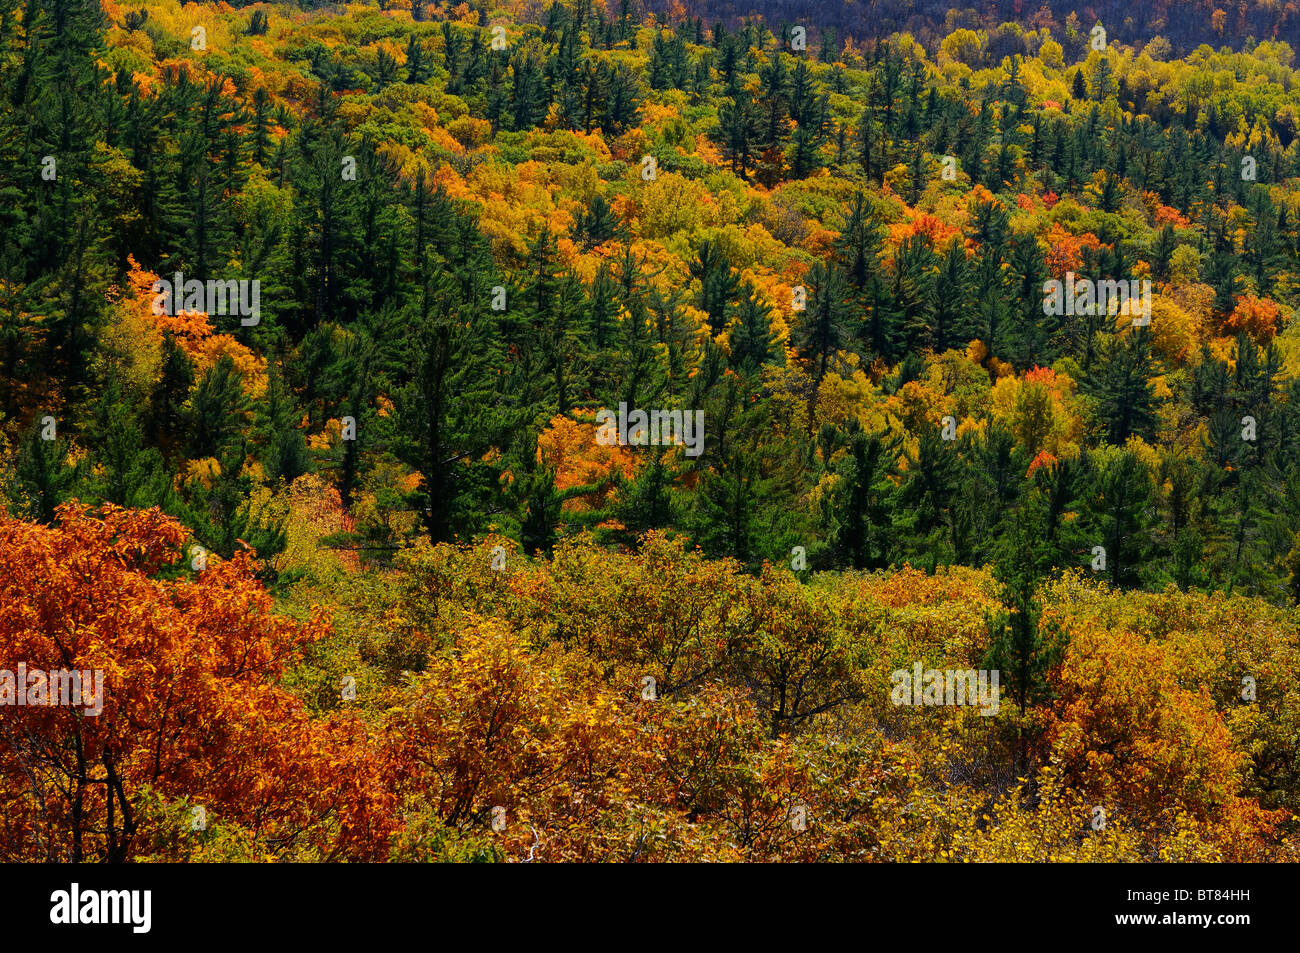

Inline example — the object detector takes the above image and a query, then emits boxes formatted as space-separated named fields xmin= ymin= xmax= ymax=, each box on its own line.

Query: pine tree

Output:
xmin=1008 ymin=234 xmax=1052 ymax=367
xmin=85 ymin=383 xmax=169 ymax=509
xmin=717 ymin=93 xmax=760 ymax=179
xmin=821 ymin=419 xmax=896 ymax=569
xmin=796 ymin=261 xmax=853 ymax=426
xmin=983 ymin=500 xmax=1065 ymax=769
xmin=1081 ymin=448 xmax=1154 ymax=588
xmin=1086 ymin=330 xmax=1158 ymax=444
xmin=174 ymin=441 xmax=287 ymax=568
xmin=931 ymin=239 xmax=973 ymax=352
xmin=890 ymin=233 xmax=939 ymax=352
xmin=892 ymin=425 xmax=963 ymax=568
xmin=834 ymin=192 xmax=883 ymax=292
xmin=10 ymin=420 xmax=80 ymax=523
xmin=690 ymin=239 xmax=740 ymax=335
xmin=728 ymin=282 xmax=779 ymax=376
xmin=186 ymin=355 xmax=250 ymax=460
xmin=576 ymin=194 xmax=623 ymax=248
xmin=257 ymin=368 xmax=312 ymax=488
xmin=690 ymin=377 xmax=804 ymax=566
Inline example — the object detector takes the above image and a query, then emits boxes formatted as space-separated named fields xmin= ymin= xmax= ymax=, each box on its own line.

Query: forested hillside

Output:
xmin=645 ymin=0 xmax=1300 ymax=57
xmin=1 ymin=0 xmax=1299 ymax=862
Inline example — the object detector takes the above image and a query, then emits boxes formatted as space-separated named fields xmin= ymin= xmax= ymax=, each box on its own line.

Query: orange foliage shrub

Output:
xmin=121 ymin=257 xmax=267 ymax=397
xmin=888 ymin=213 xmax=960 ymax=249
xmin=1223 ymin=294 xmax=1282 ymax=343
xmin=1026 ymin=449 xmax=1059 ymax=477
xmin=1043 ymin=223 xmax=1103 ymax=276
xmin=0 ymin=504 xmax=394 ymax=861
xmin=537 ymin=413 xmax=637 ymax=511
xmin=1039 ymin=575 xmax=1289 ymax=859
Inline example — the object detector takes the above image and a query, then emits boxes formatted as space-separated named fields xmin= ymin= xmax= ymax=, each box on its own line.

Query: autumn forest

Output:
xmin=2 ymin=0 xmax=1300 ymax=864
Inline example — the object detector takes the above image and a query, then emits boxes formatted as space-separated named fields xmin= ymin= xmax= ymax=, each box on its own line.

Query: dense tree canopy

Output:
xmin=1 ymin=0 xmax=1299 ymax=862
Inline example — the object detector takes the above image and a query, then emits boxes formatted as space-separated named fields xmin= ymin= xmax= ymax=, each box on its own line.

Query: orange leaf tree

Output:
xmin=0 ymin=503 xmax=394 ymax=861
